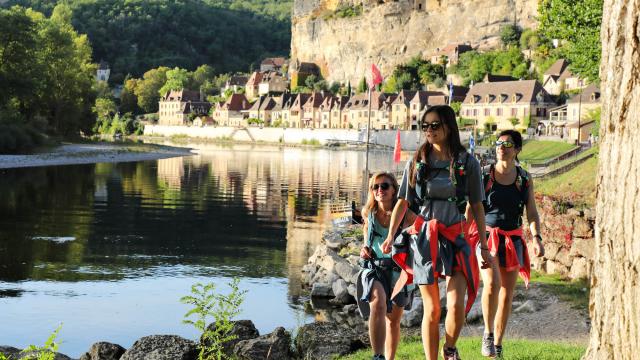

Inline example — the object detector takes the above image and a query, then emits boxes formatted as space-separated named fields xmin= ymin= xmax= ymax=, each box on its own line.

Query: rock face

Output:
xmin=120 ymin=335 xmax=197 ymax=360
xmin=79 ymin=342 xmax=126 ymax=360
xmin=291 ymin=0 xmax=539 ymax=84
xmin=203 ymin=320 xmax=260 ymax=356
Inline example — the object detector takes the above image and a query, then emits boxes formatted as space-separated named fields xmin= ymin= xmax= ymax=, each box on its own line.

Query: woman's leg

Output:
xmin=443 ymin=271 xmax=467 ymax=348
xmin=369 ymin=281 xmax=388 ymax=356
xmin=494 ymin=268 xmax=519 ymax=345
xmin=480 ymin=257 xmax=501 ymax=334
xmin=419 ymin=283 xmax=441 ymax=360
xmin=385 ymin=304 xmax=404 ymax=360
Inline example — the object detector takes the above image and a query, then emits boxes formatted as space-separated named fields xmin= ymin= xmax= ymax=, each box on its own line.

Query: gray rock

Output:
xmin=120 ymin=335 xmax=197 ymax=360
xmin=465 ymin=296 xmax=484 ymax=323
xmin=8 ymin=348 xmax=72 ymax=360
xmin=343 ymin=304 xmax=358 ymax=314
xmin=0 ymin=346 xmax=21 ymax=359
xmin=233 ymin=327 xmax=291 ymax=360
xmin=514 ymin=300 xmax=539 ymax=313
xmin=546 ymin=260 xmax=568 ymax=276
xmin=569 ymin=257 xmax=590 ymax=280
xmin=401 ymin=296 xmax=423 ymax=327
xmin=555 ymin=249 xmax=573 ymax=267
xmin=543 ymin=243 xmax=561 ymax=260
xmin=332 ymin=278 xmax=351 ymax=304
xmin=583 ymin=208 xmax=596 ymax=221
xmin=311 ymin=283 xmax=334 ymax=298
xmin=334 ymin=260 xmax=360 ymax=284
xmin=347 ymin=284 xmax=357 ymax=298
xmin=203 ymin=320 xmax=260 ymax=355
xmin=79 ymin=342 xmax=126 ymax=360
xmin=324 ymin=232 xmax=346 ymax=250
xmin=295 ymin=322 xmax=367 ymax=360
xmin=566 ymin=208 xmax=582 ymax=217
xmin=572 ymin=217 xmax=593 ymax=238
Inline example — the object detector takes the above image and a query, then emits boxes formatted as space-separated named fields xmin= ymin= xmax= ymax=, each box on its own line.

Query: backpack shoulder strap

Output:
xmin=483 ymin=164 xmax=495 ymax=194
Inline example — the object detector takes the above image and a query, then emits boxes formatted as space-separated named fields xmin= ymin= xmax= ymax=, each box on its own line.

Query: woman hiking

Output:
xmin=469 ymin=129 xmax=545 ymax=358
xmin=381 ymin=105 xmax=490 ymax=360
xmin=357 ymin=172 xmax=415 ymax=360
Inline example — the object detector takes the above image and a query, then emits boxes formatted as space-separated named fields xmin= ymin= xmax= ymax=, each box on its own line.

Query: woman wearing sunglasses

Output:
xmin=358 ymin=172 xmax=416 ymax=360
xmin=469 ymin=129 xmax=545 ymax=358
xmin=381 ymin=105 xmax=489 ymax=360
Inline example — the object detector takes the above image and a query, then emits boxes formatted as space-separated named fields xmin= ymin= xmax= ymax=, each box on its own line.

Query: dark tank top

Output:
xmin=484 ymin=179 xmax=523 ymax=231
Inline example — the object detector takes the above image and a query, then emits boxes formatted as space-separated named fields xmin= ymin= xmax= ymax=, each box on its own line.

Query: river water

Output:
xmin=0 ymin=143 xmax=398 ymax=357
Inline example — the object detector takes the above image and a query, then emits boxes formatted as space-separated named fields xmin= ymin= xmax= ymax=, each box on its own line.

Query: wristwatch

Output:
xmin=534 ymin=234 xmax=543 ymax=241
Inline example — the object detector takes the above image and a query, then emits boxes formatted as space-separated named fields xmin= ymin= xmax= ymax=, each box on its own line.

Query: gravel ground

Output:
xmin=0 ymin=143 xmax=193 ymax=169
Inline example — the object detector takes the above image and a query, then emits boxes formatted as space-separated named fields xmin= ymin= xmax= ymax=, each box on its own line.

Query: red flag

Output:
xmin=393 ymin=129 xmax=401 ymax=164
xmin=368 ymin=63 xmax=383 ymax=89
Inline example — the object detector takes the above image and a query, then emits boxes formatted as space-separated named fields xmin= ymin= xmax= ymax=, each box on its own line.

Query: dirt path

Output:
xmin=0 ymin=142 xmax=193 ymax=169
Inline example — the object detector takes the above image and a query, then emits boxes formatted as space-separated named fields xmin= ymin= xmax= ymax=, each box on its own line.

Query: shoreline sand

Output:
xmin=0 ymin=142 xmax=193 ymax=170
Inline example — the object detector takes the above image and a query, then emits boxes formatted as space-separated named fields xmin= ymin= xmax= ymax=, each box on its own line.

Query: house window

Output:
xmin=511 ymin=108 xmax=518 ymax=116
xmin=473 ymin=109 xmax=478 ymax=116
xmin=497 ymin=108 xmax=503 ymax=116
xmin=413 ymin=104 xmax=417 ymax=110
xmin=484 ymin=108 xmax=490 ymax=116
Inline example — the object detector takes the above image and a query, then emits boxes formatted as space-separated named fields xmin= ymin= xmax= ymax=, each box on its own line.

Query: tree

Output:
xmin=119 ymin=77 xmax=140 ymax=115
xmin=159 ymin=67 xmax=191 ymax=96
xmin=134 ymin=67 xmax=169 ymax=113
xmin=357 ymin=76 xmax=367 ymax=93
xmin=500 ymin=24 xmax=522 ymax=47
xmin=538 ymin=0 xmax=603 ymax=82
xmin=584 ymin=1 xmax=640 ymax=357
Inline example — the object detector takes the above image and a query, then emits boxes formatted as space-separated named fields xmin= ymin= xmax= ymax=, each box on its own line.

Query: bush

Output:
xmin=0 ymin=121 xmax=45 ymax=154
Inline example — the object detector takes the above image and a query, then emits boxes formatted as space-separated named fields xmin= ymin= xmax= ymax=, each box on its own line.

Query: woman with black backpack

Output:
xmin=471 ymin=129 xmax=545 ymax=359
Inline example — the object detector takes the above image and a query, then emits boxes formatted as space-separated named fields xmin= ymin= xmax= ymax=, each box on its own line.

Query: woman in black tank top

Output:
xmin=473 ymin=130 xmax=545 ymax=358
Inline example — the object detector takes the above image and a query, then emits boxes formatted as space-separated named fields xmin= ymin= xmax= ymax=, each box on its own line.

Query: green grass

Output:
xmin=535 ymin=154 xmax=598 ymax=206
xmin=525 ymin=271 xmax=590 ymax=311
xmin=339 ymin=336 xmax=585 ymax=359
xmin=519 ymin=141 xmax=578 ymax=164
xmin=544 ymin=146 xmax=599 ymax=173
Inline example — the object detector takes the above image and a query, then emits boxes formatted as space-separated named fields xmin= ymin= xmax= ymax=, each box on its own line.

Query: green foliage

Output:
xmin=383 ymin=56 xmax=445 ymax=92
xmin=357 ymin=77 xmax=367 ymax=93
xmin=325 ymin=4 xmax=362 ymax=19
xmin=520 ymin=28 xmax=539 ymax=50
xmin=93 ymin=112 xmax=143 ymax=136
xmin=509 ymin=117 xmax=519 ymax=127
xmin=301 ymin=138 xmax=320 ymax=146
xmin=21 ymin=324 xmax=62 ymax=360
xmin=450 ymin=101 xmax=462 ymax=115
xmin=160 ymin=67 xmax=192 ymax=96
xmin=0 ymin=116 xmax=46 ymax=154
xmin=247 ymin=117 xmax=263 ymax=125
xmin=500 ymin=24 xmax=522 ymax=47
xmin=519 ymin=140 xmax=578 ymax=163
xmin=180 ymin=278 xmax=247 ymax=360
xmin=538 ymin=0 xmax=603 ymax=81
xmin=120 ymin=77 xmax=141 ymax=115
xmin=587 ymin=107 xmax=601 ymax=136
xmin=0 ymin=4 xmax=95 ymax=142
xmin=6 ymin=0 xmax=292 ymax=80
xmin=451 ymin=48 xmax=530 ymax=86
xmin=134 ymin=67 xmax=169 ymax=113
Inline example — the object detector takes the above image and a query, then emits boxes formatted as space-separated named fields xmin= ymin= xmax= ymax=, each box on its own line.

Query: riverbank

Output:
xmin=0 ymin=142 xmax=193 ymax=169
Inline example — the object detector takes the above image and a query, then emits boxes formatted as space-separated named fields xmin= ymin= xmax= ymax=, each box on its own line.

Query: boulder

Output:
xmin=334 ymin=261 xmax=360 ymax=284
xmin=569 ymin=257 xmax=590 ymax=280
xmin=583 ymin=208 xmax=596 ymax=221
xmin=311 ymin=283 xmax=334 ymax=298
xmin=203 ymin=320 xmax=260 ymax=355
xmin=12 ymin=349 xmax=72 ymax=360
xmin=572 ymin=217 xmax=593 ymax=238
xmin=233 ymin=327 xmax=291 ymax=360
xmin=401 ymin=296 xmax=423 ymax=327
xmin=79 ymin=342 xmax=126 ymax=360
xmin=295 ymin=322 xmax=367 ymax=359
xmin=555 ymin=249 xmax=573 ymax=268
xmin=332 ymin=279 xmax=351 ymax=304
xmin=543 ymin=243 xmax=561 ymax=261
xmin=546 ymin=260 xmax=568 ymax=276
xmin=347 ymin=284 xmax=357 ymax=298
xmin=324 ymin=232 xmax=346 ymax=250
xmin=120 ymin=335 xmax=197 ymax=360
xmin=0 ymin=346 xmax=21 ymax=359
xmin=570 ymin=238 xmax=595 ymax=260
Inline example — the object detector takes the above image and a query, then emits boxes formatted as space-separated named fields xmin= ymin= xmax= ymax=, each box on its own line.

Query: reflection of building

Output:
xmin=157 ymin=157 xmax=184 ymax=189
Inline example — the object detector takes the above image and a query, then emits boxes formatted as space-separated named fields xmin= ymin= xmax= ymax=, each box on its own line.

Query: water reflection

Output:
xmin=0 ymin=143 xmax=395 ymax=356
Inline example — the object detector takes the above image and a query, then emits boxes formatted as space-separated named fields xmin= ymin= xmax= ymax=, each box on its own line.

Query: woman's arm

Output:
xmin=470 ymin=201 xmax=491 ymax=268
xmin=360 ymin=215 xmax=372 ymax=259
xmin=381 ymin=198 xmax=408 ymax=253
xmin=525 ymin=179 xmax=545 ymax=257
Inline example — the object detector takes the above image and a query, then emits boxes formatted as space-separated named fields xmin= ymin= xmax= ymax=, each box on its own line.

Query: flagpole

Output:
xmin=364 ymin=85 xmax=372 ymax=204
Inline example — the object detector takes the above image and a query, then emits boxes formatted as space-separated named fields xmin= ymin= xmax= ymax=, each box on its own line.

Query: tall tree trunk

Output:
xmin=585 ymin=0 xmax=640 ymax=358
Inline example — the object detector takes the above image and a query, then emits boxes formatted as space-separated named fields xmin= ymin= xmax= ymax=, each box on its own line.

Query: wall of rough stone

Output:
xmin=527 ymin=195 xmax=595 ymax=280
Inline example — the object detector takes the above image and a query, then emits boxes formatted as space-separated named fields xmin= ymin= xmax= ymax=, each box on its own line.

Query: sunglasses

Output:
xmin=495 ymin=140 xmax=515 ymax=148
xmin=372 ymin=182 xmax=391 ymax=191
xmin=421 ymin=121 xmax=442 ymax=131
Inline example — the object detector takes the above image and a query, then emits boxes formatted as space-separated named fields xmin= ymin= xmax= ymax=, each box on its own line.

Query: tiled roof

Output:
xmin=223 ymin=94 xmax=250 ymax=111
xmin=567 ymin=84 xmax=601 ymax=104
xmin=162 ymin=89 xmax=201 ymax=102
xmin=462 ymin=80 xmax=552 ymax=105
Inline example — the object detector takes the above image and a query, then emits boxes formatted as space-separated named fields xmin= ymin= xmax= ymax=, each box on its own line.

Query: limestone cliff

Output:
xmin=291 ymin=0 xmax=539 ymax=84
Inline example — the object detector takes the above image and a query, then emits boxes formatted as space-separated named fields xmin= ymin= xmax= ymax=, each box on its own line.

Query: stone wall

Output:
xmin=527 ymin=195 xmax=596 ymax=280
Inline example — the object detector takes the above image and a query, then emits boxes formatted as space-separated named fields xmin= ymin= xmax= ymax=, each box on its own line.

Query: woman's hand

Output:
xmin=479 ymin=247 xmax=492 ymax=269
xmin=360 ymin=246 xmax=372 ymax=259
xmin=381 ymin=235 xmax=394 ymax=254
xmin=533 ymin=237 xmax=545 ymax=257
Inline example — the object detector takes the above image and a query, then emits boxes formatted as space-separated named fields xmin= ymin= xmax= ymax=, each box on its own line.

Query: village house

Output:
xmin=260 ymin=57 xmax=287 ymax=74
xmin=301 ymin=92 xmax=325 ymax=128
xmin=287 ymin=93 xmax=311 ymax=128
xmin=212 ymin=93 xmax=250 ymax=127
xmin=246 ymin=95 xmax=278 ymax=126
xmin=460 ymin=80 xmax=554 ymax=130
xmin=193 ymin=116 xmax=215 ymax=127
xmin=343 ymin=92 xmax=391 ymax=130
xmin=222 ymin=75 xmax=249 ymax=94
xmin=289 ymin=61 xmax=321 ymax=89
xmin=96 ymin=60 xmax=110 ymax=82
xmin=258 ymin=71 xmax=288 ymax=96
xmin=430 ymin=43 xmax=473 ymax=67
xmin=270 ymin=94 xmax=294 ymax=127
xmin=543 ymin=59 xmax=588 ymax=96
xmin=245 ymin=72 xmax=263 ymax=100
xmin=391 ymin=90 xmax=417 ymax=130
xmin=158 ymin=89 xmax=212 ymax=126
xmin=319 ymin=95 xmax=347 ymax=129
xmin=546 ymin=84 xmax=600 ymax=141
xmin=408 ymin=91 xmax=447 ymax=128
